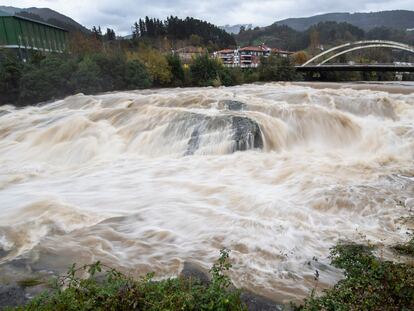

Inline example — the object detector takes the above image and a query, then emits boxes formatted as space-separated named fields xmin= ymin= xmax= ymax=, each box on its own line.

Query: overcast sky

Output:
xmin=3 ymin=0 xmax=414 ymax=35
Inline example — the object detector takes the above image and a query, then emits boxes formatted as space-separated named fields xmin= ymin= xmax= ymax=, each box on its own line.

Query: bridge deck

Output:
xmin=297 ymin=65 xmax=414 ymax=72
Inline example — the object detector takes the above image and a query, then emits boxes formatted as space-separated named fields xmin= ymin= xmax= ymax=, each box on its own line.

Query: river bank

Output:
xmin=2 ymin=239 xmax=413 ymax=310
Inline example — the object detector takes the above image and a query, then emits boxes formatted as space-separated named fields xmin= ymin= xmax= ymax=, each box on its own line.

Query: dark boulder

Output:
xmin=0 ymin=285 xmax=27 ymax=310
xmin=240 ymin=291 xmax=284 ymax=311
xmin=180 ymin=262 xmax=210 ymax=285
xmin=179 ymin=112 xmax=263 ymax=155
xmin=231 ymin=116 xmax=263 ymax=151
xmin=184 ymin=126 xmax=201 ymax=156
xmin=0 ymin=249 xmax=8 ymax=259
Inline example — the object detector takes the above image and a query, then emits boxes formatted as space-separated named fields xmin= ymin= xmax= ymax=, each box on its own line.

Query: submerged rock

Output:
xmin=184 ymin=126 xmax=202 ymax=156
xmin=220 ymin=100 xmax=246 ymax=111
xmin=0 ymin=248 xmax=8 ymax=259
xmin=180 ymin=112 xmax=263 ymax=156
xmin=231 ymin=116 xmax=263 ymax=151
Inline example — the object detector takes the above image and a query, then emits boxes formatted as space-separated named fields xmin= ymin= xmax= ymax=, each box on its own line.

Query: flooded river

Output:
xmin=0 ymin=82 xmax=413 ymax=302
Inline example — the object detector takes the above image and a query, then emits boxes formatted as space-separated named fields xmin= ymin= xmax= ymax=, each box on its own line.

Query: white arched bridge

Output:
xmin=296 ymin=40 xmax=414 ymax=72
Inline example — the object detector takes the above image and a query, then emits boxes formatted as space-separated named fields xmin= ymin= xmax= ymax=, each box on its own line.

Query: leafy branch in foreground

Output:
xmin=13 ymin=248 xmax=246 ymax=311
xmin=392 ymin=236 xmax=414 ymax=257
xmin=296 ymin=242 xmax=414 ymax=311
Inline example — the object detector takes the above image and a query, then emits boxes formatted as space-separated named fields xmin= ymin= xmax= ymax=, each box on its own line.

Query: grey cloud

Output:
xmin=4 ymin=0 xmax=414 ymax=34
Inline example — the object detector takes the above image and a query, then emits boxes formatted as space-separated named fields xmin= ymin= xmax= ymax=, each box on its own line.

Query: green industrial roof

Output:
xmin=0 ymin=10 xmax=68 ymax=31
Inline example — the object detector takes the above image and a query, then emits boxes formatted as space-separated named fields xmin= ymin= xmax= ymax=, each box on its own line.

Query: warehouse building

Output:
xmin=0 ymin=10 xmax=68 ymax=57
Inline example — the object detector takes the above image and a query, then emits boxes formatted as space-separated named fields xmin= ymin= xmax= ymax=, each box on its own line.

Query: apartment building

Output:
xmin=213 ymin=49 xmax=239 ymax=67
xmin=214 ymin=44 xmax=292 ymax=68
xmin=239 ymin=45 xmax=271 ymax=68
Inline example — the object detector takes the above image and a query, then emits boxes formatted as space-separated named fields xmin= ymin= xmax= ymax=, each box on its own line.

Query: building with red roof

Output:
xmin=213 ymin=44 xmax=293 ymax=68
xmin=213 ymin=49 xmax=240 ymax=67
xmin=239 ymin=44 xmax=271 ymax=68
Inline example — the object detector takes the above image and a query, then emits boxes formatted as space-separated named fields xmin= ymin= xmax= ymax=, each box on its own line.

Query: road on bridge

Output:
xmin=296 ymin=64 xmax=414 ymax=72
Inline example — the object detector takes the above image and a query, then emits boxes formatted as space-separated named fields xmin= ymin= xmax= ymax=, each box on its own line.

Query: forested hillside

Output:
xmin=274 ymin=10 xmax=414 ymax=31
xmin=132 ymin=16 xmax=236 ymax=49
xmin=236 ymin=21 xmax=414 ymax=51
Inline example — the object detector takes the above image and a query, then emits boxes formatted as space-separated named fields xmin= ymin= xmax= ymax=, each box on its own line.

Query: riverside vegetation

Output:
xmin=0 ymin=14 xmax=299 ymax=107
xmin=297 ymin=241 xmax=414 ymax=311
xmin=0 ymin=50 xmax=297 ymax=107
xmin=2 ymin=15 xmax=414 ymax=108
xmin=12 ymin=249 xmax=247 ymax=311
xmin=8 ymin=239 xmax=414 ymax=311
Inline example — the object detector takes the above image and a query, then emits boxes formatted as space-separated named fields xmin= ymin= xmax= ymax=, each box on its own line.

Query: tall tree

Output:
xmin=104 ymin=28 xmax=116 ymax=41
xmin=91 ymin=26 xmax=102 ymax=40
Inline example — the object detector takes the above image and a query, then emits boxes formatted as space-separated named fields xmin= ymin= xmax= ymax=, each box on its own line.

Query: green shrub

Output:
xmin=243 ymin=68 xmax=260 ymax=83
xmin=14 ymin=249 xmax=246 ymax=311
xmin=0 ymin=52 xmax=22 ymax=105
xmin=125 ymin=60 xmax=152 ymax=89
xmin=258 ymin=55 xmax=297 ymax=82
xmin=189 ymin=54 xmax=224 ymax=87
xmin=219 ymin=67 xmax=234 ymax=86
xmin=166 ymin=53 xmax=185 ymax=86
xmin=11 ymin=52 xmax=153 ymax=105
xmin=297 ymin=242 xmax=414 ymax=311
xmin=70 ymin=56 xmax=103 ymax=94
xmin=88 ymin=53 xmax=129 ymax=91
xmin=19 ymin=55 xmax=76 ymax=105
xmin=227 ymin=67 xmax=245 ymax=85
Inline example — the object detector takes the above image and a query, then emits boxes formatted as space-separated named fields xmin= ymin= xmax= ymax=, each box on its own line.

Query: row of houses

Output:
xmin=174 ymin=44 xmax=293 ymax=68
xmin=213 ymin=45 xmax=293 ymax=68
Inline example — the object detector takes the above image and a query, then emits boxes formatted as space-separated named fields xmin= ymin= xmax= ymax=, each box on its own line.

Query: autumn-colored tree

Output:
xmin=127 ymin=48 xmax=172 ymax=86
xmin=293 ymin=51 xmax=309 ymax=65
xmin=69 ymin=32 xmax=103 ymax=56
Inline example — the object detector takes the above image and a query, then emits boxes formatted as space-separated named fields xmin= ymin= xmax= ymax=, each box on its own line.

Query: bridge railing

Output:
xmin=306 ymin=63 xmax=414 ymax=66
xmin=302 ymin=40 xmax=414 ymax=67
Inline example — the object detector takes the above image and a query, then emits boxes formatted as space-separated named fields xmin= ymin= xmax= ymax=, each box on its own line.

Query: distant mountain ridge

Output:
xmin=274 ymin=10 xmax=414 ymax=31
xmin=0 ymin=5 xmax=89 ymax=33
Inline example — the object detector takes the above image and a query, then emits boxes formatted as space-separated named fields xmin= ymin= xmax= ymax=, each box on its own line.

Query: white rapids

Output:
xmin=0 ymin=82 xmax=413 ymax=302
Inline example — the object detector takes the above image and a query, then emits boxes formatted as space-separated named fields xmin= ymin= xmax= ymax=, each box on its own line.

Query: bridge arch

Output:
xmin=302 ymin=40 xmax=414 ymax=66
